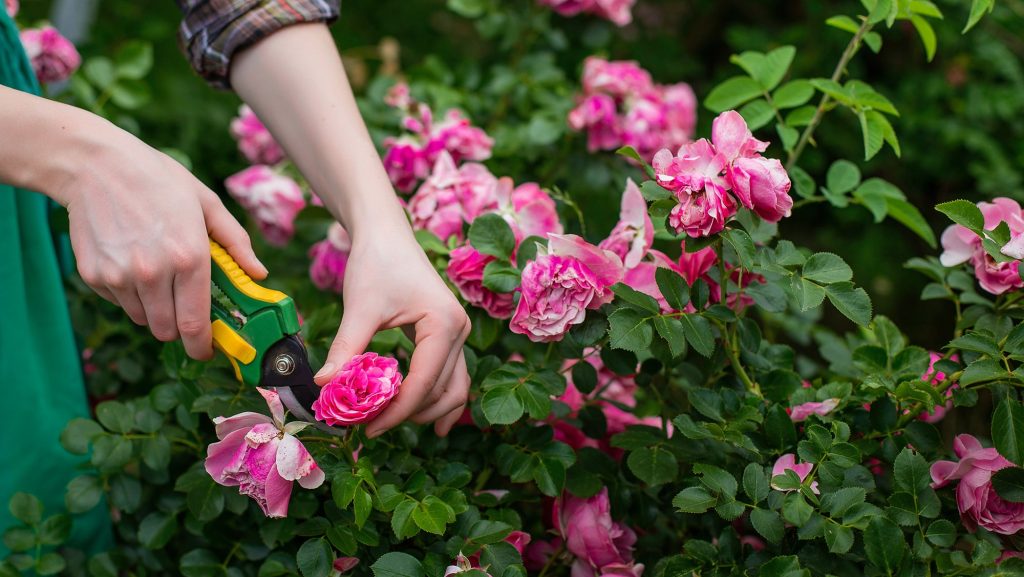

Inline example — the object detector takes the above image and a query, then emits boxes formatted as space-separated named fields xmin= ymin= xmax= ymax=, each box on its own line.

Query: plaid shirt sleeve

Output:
xmin=176 ymin=0 xmax=340 ymax=89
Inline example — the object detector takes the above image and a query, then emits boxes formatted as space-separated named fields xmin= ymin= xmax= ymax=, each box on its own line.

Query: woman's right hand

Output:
xmin=56 ymin=119 xmax=267 ymax=360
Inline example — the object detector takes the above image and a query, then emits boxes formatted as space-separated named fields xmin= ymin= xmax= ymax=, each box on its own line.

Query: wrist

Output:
xmin=39 ymin=108 xmax=120 ymax=206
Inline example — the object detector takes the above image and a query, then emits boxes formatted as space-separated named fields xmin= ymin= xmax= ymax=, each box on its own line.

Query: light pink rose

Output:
xmin=5 ymin=0 xmax=17 ymax=17
xmin=446 ymin=244 xmax=515 ymax=319
xmin=510 ymin=234 xmax=624 ymax=342
xmin=660 ymin=83 xmax=698 ymax=151
xmin=333 ymin=558 xmax=359 ymax=574
xmin=224 ymin=166 xmax=306 ymax=246
xmin=581 ymin=57 xmax=653 ymax=97
xmin=408 ymin=152 xmax=499 ymax=242
xmin=432 ymin=109 xmax=494 ymax=164
xmin=622 ymin=250 xmax=682 ymax=313
xmin=556 ymin=488 xmax=636 ymax=573
xmin=539 ymin=0 xmax=636 ymax=26
xmin=931 ymin=434 xmax=1024 ymax=535
xmin=568 ymin=94 xmax=621 ymax=152
xmin=384 ymin=82 xmax=412 ymax=109
xmin=711 ymin=110 xmax=768 ymax=164
xmin=668 ymin=179 xmax=736 ymax=238
xmin=445 ymin=553 xmax=492 ymax=577
xmin=312 ymin=353 xmax=403 ymax=426
xmin=727 ymin=156 xmax=793 ymax=223
xmin=600 ymin=179 xmax=654 ymax=269
xmin=771 ymin=453 xmax=819 ymax=494
xmin=230 ymin=105 xmax=285 ymax=166
xmin=940 ymin=197 xmax=1024 ymax=295
xmin=205 ymin=388 xmax=325 ymax=518
xmin=19 ymin=26 xmax=80 ymax=84
xmin=788 ymin=398 xmax=839 ymax=422
xmin=652 ymin=139 xmax=727 ymax=197
xmin=495 ymin=179 xmax=564 ymax=240
xmin=308 ymin=223 xmax=350 ymax=294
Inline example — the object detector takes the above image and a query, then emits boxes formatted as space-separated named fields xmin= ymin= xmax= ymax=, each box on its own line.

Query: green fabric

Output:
xmin=0 ymin=12 xmax=113 ymax=556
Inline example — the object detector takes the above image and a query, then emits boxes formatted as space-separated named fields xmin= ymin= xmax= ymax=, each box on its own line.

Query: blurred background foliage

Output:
xmin=18 ymin=0 xmax=1024 ymax=347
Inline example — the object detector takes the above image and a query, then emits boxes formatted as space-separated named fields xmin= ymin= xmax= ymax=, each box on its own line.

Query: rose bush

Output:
xmin=7 ymin=1 xmax=1024 ymax=577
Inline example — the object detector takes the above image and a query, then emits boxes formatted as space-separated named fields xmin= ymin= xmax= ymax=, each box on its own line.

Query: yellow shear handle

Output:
xmin=209 ymin=240 xmax=276 ymax=382
xmin=210 ymin=240 xmax=287 ymax=304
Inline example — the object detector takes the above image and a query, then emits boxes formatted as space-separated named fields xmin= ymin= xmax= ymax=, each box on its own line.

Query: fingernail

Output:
xmin=314 ymin=363 xmax=335 ymax=380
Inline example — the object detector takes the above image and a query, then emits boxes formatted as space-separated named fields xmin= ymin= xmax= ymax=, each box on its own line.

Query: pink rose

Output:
xmin=727 ymin=156 xmax=793 ymax=223
xmin=446 ymin=244 xmax=516 ymax=319
xmin=224 ymin=166 xmax=306 ymax=246
xmin=931 ymin=434 xmax=1024 ymax=535
xmin=312 ymin=353 xmax=403 ymax=426
xmin=599 ymin=179 xmax=654 ymax=269
xmin=19 ymin=26 xmax=80 ymax=84
xmin=308 ymin=223 xmax=350 ymax=294
xmin=940 ymin=198 xmax=1024 ymax=295
xmin=383 ymin=138 xmax=431 ymax=193
xmin=539 ymin=0 xmax=636 ymax=26
xmin=668 ymin=180 xmax=736 ymax=238
xmin=510 ymin=234 xmax=623 ymax=342
xmin=408 ymin=152 xmax=499 ymax=242
xmin=1002 ymin=233 xmax=1024 ymax=260
xmin=445 ymin=553 xmax=492 ymax=577
xmin=384 ymin=82 xmax=412 ymax=109
xmin=711 ymin=110 xmax=768 ymax=164
xmin=660 ymin=83 xmax=698 ymax=152
xmin=556 ymin=488 xmax=637 ymax=574
xmin=495 ymin=179 xmax=563 ymax=240
xmin=230 ymin=105 xmax=285 ymax=166
xmin=5 ymin=0 xmax=17 ymax=17
xmin=581 ymin=57 xmax=653 ymax=99
xmin=788 ymin=398 xmax=839 ymax=422
xmin=333 ymin=558 xmax=359 ymax=574
xmin=918 ymin=352 xmax=956 ymax=423
xmin=652 ymin=139 xmax=727 ymax=196
xmin=432 ymin=109 xmax=494 ymax=165
xmin=205 ymin=388 xmax=325 ymax=518
xmin=771 ymin=453 xmax=819 ymax=494
xmin=578 ymin=564 xmax=646 ymax=577
xmin=568 ymin=94 xmax=621 ymax=152
xmin=676 ymin=246 xmax=718 ymax=285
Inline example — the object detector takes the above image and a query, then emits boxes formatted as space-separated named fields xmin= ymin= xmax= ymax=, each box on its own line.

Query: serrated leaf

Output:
xmin=803 ymin=253 xmax=853 ymax=284
xmin=627 ymin=446 xmax=678 ymax=486
xmin=864 ymin=516 xmax=906 ymax=572
xmin=653 ymin=316 xmax=687 ymax=358
xmin=825 ymin=282 xmax=872 ymax=326
xmin=672 ymin=487 xmax=717 ymax=514
xmin=773 ymin=79 xmax=815 ymax=109
xmin=826 ymin=160 xmax=861 ymax=195
xmin=371 ymin=552 xmax=424 ymax=577
xmin=608 ymin=308 xmax=654 ymax=353
xmin=964 ymin=0 xmax=995 ymax=32
xmin=705 ymin=76 xmax=763 ymax=112
xmin=655 ymin=267 xmax=690 ymax=311
xmin=468 ymin=214 xmax=516 ymax=259
xmin=679 ymin=314 xmax=715 ymax=357
xmin=993 ymin=400 xmax=1024 ymax=466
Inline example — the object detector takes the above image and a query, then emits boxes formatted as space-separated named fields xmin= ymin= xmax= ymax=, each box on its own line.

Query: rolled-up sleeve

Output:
xmin=176 ymin=0 xmax=340 ymax=89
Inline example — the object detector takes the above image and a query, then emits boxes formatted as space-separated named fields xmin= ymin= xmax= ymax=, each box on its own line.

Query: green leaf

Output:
xmin=138 ymin=512 xmax=178 ymax=549
xmin=114 ymin=41 xmax=153 ymax=79
xmin=894 ymin=449 xmax=931 ymax=494
xmin=353 ymin=487 xmax=372 ymax=528
xmin=468 ymin=520 xmax=514 ymax=544
xmin=705 ymin=76 xmax=763 ymax=112
xmin=859 ymin=109 xmax=899 ymax=160
xmin=790 ymin=166 xmax=816 ymax=199
xmin=95 ymin=400 xmax=134 ymax=433
xmin=803 ymin=253 xmax=853 ymax=284
xmin=935 ymin=199 xmax=984 ymax=234
xmin=481 ymin=386 xmax=525 ymax=426
xmin=468 ymin=214 xmax=516 ymax=260
xmin=35 ymin=553 xmax=65 ymax=576
xmin=750 ymin=508 xmax=784 ymax=544
xmin=885 ymin=197 xmax=937 ymax=248
xmin=627 ymin=446 xmax=678 ymax=486
xmin=672 ymin=487 xmax=717 ymax=514
xmin=825 ymin=282 xmax=873 ymax=326
xmin=799 ymin=278 xmax=827 ymax=310
xmin=743 ymin=463 xmax=770 ymax=503
xmin=532 ymin=457 xmax=566 ymax=497
xmin=993 ymin=400 xmax=1024 ymax=466
xmin=297 ymin=539 xmax=334 ymax=577
xmin=730 ymin=46 xmax=796 ymax=91
xmin=187 ymin=480 xmax=225 ymax=522
xmin=60 ymin=418 xmax=103 ymax=455
xmin=680 ymin=314 xmax=715 ymax=357
xmin=910 ymin=15 xmax=937 ymax=61
xmin=723 ymin=228 xmax=756 ymax=270
xmin=8 ymin=493 xmax=42 ymax=525
xmin=37 ymin=514 xmax=70 ymax=546
xmin=655 ymin=268 xmax=690 ymax=311
xmin=961 ymin=358 xmax=1006 ymax=386
xmin=615 ymin=147 xmax=655 ymax=179
xmin=864 ymin=516 xmax=906 ymax=573
xmin=608 ymin=308 xmax=653 ymax=353
xmin=925 ymin=519 xmax=956 ymax=546
xmin=571 ymin=361 xmax=598 ymax=394
xmin=739 ymin=99 xmax=774 ymax=131
xmin=826 ymin=160 xmax=861 ymax=195
xmin=826 ymin=15 xmax=860 ymax=33
xmin=108 ymin=79 xmax=151 ymax=110
xmin=482 ymin=261 xmax=520 ymax=293
xmin=772 ymin=80 xmax=815 ymax=109
xmin=964 ymin=0 xmax=995 ymax=32
xmin=821 ymin=487 xmax=866 ymax=517
xmin=653 ymin=316 xmax=687 ymax=358
xmin=447 ymin=0 xmax=488 ymax=18
xmin=65 ymin=475 xmax=103 ymax=514
xmin=411 ymin=496 xmax=450 ymax=535
xmin=391 ymin=500 xmax=419 ymax=540
xmin=84 ymin=57 xmax=116 ymax=90
xmin=823 ymin=520 xmax=855 ymax=554
xmin=993 ymin=468 xmax=1024 ymax=503
xmin=181 ymin=549 xmax=225 ymax=577
xmin=612 ymin=283 xmax=662 ymax=314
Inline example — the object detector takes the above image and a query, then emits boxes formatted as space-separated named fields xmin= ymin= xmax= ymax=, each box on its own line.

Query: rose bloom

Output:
xmin=382 ymin=137 xmax=431 ymax=193
xmin=333 ymin=558 xmax=359 ymax=574
xmin=599 ymin=179 xmax=654 ymax=270
xmin=225 ymin=165 xmax=306 ymax=246
xmin=205 ymin=388 xmax=325 ymax=518
xmin=431 ymin=109 xmax=494 ymax=165
xmin=668 ymin=179 xmax=736 ymax=238
xmin=407 ymin=151 xmax=498 ymax=242
xmin=5 ymin=0 xmax=17 ymax=17
xmin=568 ymin=94 xmax=621 ymax=152
xmin=20 ymin=26 xmax=80 ymax=84
xmin=230 ymin=105 xmax=285 ymax=165
xmin=711 ymin=110 xmax=769 ymax=164
xmin=727 ymin=156 xmax=793 ymax=223
xmin=538 ymin=0 xmax=636 ymax=26
xmin=931 ymin=434 xmax=1024 ymax=535
xmin=580 ymin=57 xmax=653 ymax=98
xmin=555 ymin=488 xmax=637 ymax=576
xmin=495 ymin=179 xmax=563 ymax=241
xmin=313 ymin=353 xmax=403 ymax=426
xmin=446 ymin=244 xmax=515 ymax=319
xmin=771 ymin=453 xmax=819 ymax=494
xmin=940 ymin=197 xmax=1024 ymax=295
xmin=918 ymin=352 xmax=956 ymax=423
xmin=788 ymin=398 xmax=839 ymax=422
xmin=510 ymin=234 xmax=623 ymax=342
xmin=308 ymin=223 xmax=350 ymax=294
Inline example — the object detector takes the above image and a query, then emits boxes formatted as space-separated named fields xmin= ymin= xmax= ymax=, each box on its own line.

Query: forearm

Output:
xmin=229 ymin=23 xmax=408 ymax=240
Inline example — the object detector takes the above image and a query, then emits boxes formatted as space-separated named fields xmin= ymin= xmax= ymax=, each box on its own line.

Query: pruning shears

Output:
xmin=208 ymin=240 xmax=342 ymax=434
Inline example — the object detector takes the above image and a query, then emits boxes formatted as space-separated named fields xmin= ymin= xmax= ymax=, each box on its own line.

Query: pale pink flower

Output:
xmin=660 ymin=83 xmax=699 ymax=152
xmin=225 ymin=166 xmax=306 ymax=246
xmin=581 ymin=57 xmax=653 ymax=98
xmin=308 ymin=223 xmax=350 ymax=294
xmin=384 ymin=82 xmax=412 ymax=109
xmin=556 ymin=488 xmax=637 ymax=574
xmin=711 ymin=110 xmax=768 ymax=164
xmin=668 ymin=179 xmax=736 ymax=238
xmin=652 ymin=139 xmax=728 ymax=197
xmin=771 ymin=454 xmax=819 ymax=494
xmin=205 ymin=388 xmax=325 ymax=518
xmin=333 ymin=558 xmax=359 ymax=574
xmin=727 ymin=156 xmax=793 ymax=223
xmin=568 ymin=94 xmax=621 ymax=152
xmin=446 ymin=244 xmax=515 ymax=319
xmin=510 ymin=234 xmax=623 ymax=342
xmin=931 ymin=434 xmax=1024 ymax=535
xmin=445 ymin=553 xmax=492 ymax=577
xmin=599 ymin=179 xmax=654 ymax=269
xmin=312 ymin=353 xmax=403 ymax=426
xmin=432 ymin=109 xmax=494 ymax=164
xmin=19 ymin=26 xmax=80 ymax=84
xmin=788 ymin=398 xmax=839 ymax=422
xmin=495 ymin=179 xmax=563 ymax=241
xmin=5 ymin=0 xmax=17 ymax=17
xmin=1002 ymin=233 xmax=1024 ymax=260
xmin=940 ymin=197 xmax=1024 ymax=295
xmin=539 ymin=0 xmax=636 ymax=26
xmin=230 ymin=105 xmax=285 ymax=165
xmin=408 ymin=152 xmax=499 ymax=242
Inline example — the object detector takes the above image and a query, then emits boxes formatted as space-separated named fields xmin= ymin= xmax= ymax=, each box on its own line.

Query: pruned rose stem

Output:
xmin=786 ymin=16 xmax=875 ymax=171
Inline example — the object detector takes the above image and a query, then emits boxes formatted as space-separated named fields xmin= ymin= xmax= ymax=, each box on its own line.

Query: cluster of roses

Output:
xmin=538 ymin=0 xmax=637 ymax=27
xmin=569 ymin=57 xmax=697 ymax=161
xmin=6 ymin=2 xmax=82 ymax=85
xmin=940 ymin=197 xmax=1024 ymax=295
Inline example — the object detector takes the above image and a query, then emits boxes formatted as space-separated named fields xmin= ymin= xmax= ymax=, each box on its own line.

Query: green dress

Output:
xmin=0 ymin=10 xmax=113 ymax=557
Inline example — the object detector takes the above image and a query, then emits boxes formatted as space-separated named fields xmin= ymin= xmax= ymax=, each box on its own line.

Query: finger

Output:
xmin=112 ymin=286 xmax=147 ymax=326
xmin=414 ymin=342 xmax=460 ymax=413
xmin=138 ymin=275 xmax=179 ymax=343
xmin=365 ymin=316 xmax=457 ymax=438
xmin=413 ymin=352 xmax=470 ymax=427
xmin=203 ymin=194 xmax=268 ymax=280
xmin=434 ymin=404 xmax=466 ymax=437
xmin=173 ymin=252 xmax=213 ymax=360
xmin=317 ymin=308 xmax=379 ymax=385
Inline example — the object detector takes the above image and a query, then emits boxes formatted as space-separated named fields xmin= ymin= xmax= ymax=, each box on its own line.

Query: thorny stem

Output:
xmin=786 ymin=17 xmax=875 ymax=171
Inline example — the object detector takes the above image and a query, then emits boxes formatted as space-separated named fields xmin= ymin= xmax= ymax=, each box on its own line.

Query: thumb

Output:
xmin=203 ymin=195 xmax=268 ymax=279
xmin=316 ymin=310 xmax=378 ymax=385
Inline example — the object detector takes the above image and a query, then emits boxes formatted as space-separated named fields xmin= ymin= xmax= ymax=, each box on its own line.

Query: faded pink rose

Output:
xmin=495 ymin=179 xmax=563 ymax=240
xmin=19 ymin=26 xmax=80 ymax=84
xmin=312 ymin=353 xmax=403 ymax=426
xmin=408 ymin=152 xmax=499 ymax=242
xmin=660 ymin=83 xmax=698 ymax=152
xmin=931 ymin=434 xmax=1024 ymax=535
xmin=205 ymin=388 xmax=325 ymax=518
xmin=510 ymin=234 xmax=623 ymax=342
xmin=1003 ymin=233 xmax=1024 ymax=260
xmin=771 ymin=453 xmax=819 ymax=494
xmin=432 ymin=109 xmax=494 ymax=164
xmin=539 ymin=0 xmax=636 ymax=26
xmin=556 ymin=488 xmax=637 ymax=574
xmin=668 ymin=178 xmax=736 ymax=238
xmin=333 ymin=558 xmax=359 ymax=574
xmin=727 ymin=156 xmax=793 ymax=223
xmin=5 ymin=0 xmax=17 ymax=17
xmin=225 ymin=166 xmax=306 ymax=246
xmin=600 ymin=179 xmax=654 ymax=269
xmin=230 ymin=105 xmax=285 ymax=165
xmin=308 ymin=223 xmax=350 ymax=294
xmin=940 ymin=197 xmax=1024 ymax=295
xmin=446 ymin=244 xmax=515 ymax=319
xmin=789 ymin=398 xmax=839 ymax=422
